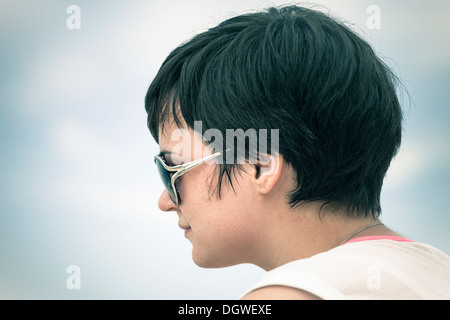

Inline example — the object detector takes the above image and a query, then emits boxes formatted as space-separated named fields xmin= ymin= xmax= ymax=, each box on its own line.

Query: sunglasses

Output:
xmin=154 ymin=151 xmax=222 ymax=205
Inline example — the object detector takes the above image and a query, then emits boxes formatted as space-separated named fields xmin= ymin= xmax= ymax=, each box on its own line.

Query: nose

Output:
xmin=158 ymin=190 xmax=179 ymax=212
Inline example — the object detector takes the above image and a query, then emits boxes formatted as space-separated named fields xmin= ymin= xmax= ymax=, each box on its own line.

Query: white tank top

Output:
xmin=239 ymin=239 xmax=450 ymax=299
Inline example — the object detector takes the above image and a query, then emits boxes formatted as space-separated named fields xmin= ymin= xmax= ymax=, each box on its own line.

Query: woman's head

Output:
xmin=145 ymin=5 xmax=403 ymax=266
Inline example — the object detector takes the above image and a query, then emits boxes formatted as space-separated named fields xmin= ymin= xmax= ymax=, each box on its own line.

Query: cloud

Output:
xmin=385 ymin=136 xmax=450 ymax=187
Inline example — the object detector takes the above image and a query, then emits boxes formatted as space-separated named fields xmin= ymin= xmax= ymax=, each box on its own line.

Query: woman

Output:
xmin=145 ymin=6 xmax=450 ymax=299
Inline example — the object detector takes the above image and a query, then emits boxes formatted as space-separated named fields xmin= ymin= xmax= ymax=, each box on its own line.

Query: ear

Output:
xmin=252 ymin=153 xmax=283 ymax=194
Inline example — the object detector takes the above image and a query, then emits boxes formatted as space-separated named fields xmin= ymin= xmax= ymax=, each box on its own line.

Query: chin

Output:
xmin=192 ymin=251 xmax=241 ymax=269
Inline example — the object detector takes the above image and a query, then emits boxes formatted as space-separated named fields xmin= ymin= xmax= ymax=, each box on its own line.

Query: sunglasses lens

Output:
xmin=155 ymin=158 xmax=178 ymax=204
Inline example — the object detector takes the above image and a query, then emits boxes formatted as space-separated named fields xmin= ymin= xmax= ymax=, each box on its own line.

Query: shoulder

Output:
xmin=240 ymin=285 xmax=322 ymax=300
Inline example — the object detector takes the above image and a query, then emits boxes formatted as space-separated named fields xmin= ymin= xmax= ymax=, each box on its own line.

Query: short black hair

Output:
xmin=145 ymin=5 xmax=403 ymax=218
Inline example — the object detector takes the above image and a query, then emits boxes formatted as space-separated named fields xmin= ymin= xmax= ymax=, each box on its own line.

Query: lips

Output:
xmin=180 ymin=224 xmax=192 ymax=238
xmin=178 ymin=223 xmax=191 ymax=231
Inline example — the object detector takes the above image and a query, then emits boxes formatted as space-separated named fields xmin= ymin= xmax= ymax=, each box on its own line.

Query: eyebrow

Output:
xmin=158 ymin=150 xmax=182 ymax=165
xmin=158 ymin=150 xmax=172 ymax=158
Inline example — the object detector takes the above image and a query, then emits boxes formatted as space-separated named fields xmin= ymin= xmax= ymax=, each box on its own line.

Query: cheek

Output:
xmin=191 ymin=209 xmax=260 ymax=268
xmin=176 ymin=169 xmax=211 ymax=207
xmin=182 ymin=172 xmax=260 ymax=267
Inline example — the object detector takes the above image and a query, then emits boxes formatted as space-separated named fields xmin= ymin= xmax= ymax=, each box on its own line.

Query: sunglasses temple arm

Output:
xmin=178 ymin=152 xmax=222 ymax=176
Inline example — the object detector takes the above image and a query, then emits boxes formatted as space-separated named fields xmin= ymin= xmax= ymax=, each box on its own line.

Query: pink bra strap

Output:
xmin=344 ymin=235 xmax=414 ymax=244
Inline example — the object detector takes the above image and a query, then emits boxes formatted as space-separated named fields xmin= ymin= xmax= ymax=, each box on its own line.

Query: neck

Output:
xmin=253 ymin=202 xmax=397 ymax=271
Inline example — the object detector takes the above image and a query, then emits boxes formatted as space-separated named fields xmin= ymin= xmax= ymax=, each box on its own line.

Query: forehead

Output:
xmin=158 ymin=101 xmax=188 ymax=143
xmin=158 ymin=116 xmax=190 ymax=148
xmin=158 ymin=117 xmax=207 ymax=164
